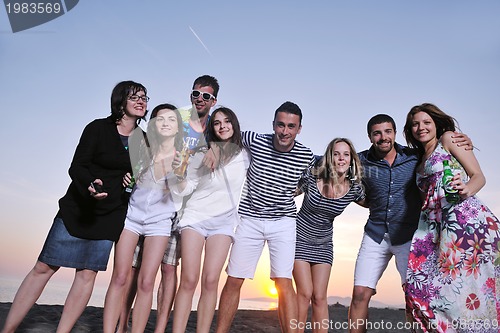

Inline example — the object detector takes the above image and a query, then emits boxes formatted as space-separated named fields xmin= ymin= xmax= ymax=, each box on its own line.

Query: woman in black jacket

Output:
xmin=1 ymin=80 xmax=148 ymax=333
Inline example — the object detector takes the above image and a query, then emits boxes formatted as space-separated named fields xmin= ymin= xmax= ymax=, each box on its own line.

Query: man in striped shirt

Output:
xmin=215 ymin=102 xmax=315 ymax=333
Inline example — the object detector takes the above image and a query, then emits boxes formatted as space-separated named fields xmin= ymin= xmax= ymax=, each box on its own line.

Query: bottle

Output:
xmin=174 ymin=141 xmax=190 ymax=179
xmin=125 ymin=164 xmax=140 ymax=193
xmin=442 ymin=159 xmax=460 ymax=204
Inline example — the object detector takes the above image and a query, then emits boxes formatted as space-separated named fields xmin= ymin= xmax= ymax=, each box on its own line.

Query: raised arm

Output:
xmin=442 ymin=131 xmax=485 ymax=199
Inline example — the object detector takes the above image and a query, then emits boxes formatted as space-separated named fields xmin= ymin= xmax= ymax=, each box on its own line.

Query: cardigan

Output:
xmin=57 ymin=116 xmax=141 ymax=241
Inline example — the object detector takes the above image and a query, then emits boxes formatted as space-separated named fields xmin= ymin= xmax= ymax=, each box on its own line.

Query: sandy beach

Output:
xmin=0 ymin=302 xmax=411 ymax=332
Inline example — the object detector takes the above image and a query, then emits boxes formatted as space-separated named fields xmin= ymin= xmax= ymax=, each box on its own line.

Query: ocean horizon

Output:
xmin=0 ymin=277 xmax=402 ymax=311
xmin=0 ymin=277 xmax=278 ymax=311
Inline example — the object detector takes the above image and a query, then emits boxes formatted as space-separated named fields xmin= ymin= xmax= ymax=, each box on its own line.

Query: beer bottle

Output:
xmin=442 ymin=159 xmax=460 ymax=204
xmin=125 ymin=164 xmax=140 ymax=193
xmin=174 ymin=141 xmax=190 ymax=179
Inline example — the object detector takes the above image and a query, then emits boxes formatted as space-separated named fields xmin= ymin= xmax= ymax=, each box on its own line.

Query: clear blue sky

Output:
xmin=1 ymin=0 xmax=499 ymax=307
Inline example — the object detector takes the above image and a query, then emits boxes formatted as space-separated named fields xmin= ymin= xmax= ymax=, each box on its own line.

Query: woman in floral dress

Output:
xmin=402 ymin=103 xmax=500 ymax=332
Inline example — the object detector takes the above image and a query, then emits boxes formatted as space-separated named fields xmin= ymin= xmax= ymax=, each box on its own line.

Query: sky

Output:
xmin=1 ymin=0 xmax=500 ymax=310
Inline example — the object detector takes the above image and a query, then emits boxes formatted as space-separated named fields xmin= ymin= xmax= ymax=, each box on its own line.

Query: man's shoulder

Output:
xmin=293 ymin=140 xmax=313 ymax=155
xmin=242 ymin=131 xmax=272 ymax=142
xmin=395 ymin=143 xmax=419 ymax=158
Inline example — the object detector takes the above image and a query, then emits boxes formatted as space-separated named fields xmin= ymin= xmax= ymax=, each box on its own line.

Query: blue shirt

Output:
xmin=359 ymin=143 xmax=421 ymax=245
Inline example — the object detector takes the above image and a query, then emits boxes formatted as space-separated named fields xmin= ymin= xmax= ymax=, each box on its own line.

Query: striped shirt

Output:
xmin=238 ymin=131 xmax=315 ymax=219
xmin=359 ymin=143 xmax=421 ymax=245
xmin=295 ymin=169 xmax=365 ymax=264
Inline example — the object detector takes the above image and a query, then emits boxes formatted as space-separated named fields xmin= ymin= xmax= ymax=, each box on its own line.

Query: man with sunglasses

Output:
xmin=117 ymin=75 xmax=219 ymax=333
xmin=182 ymin=75 xmax=219 ymax=149
xmin=154 ymin=75 xmax=219 ymax=333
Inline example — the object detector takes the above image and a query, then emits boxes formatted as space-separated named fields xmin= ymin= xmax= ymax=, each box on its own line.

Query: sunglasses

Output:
xmin=191 ymin=90 xmax=215 ymax=101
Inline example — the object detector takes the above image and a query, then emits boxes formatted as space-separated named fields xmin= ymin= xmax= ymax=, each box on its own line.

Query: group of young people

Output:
xmin=2 ymin=75 xmax=499 ymax=333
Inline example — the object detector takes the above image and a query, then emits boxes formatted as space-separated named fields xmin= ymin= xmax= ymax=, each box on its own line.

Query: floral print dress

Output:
xmin=405 ymin=142 xmax=500 ymax=333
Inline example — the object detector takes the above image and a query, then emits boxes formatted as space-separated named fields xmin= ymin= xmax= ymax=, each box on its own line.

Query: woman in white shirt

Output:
xmin=103 ymin=104 xmax=184 ymax=333
xmin=171 ymin=107 xmax=249 ymax=333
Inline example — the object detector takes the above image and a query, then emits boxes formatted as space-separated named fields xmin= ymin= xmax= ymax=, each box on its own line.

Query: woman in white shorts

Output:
xmin=103 ymin=104 xmax=184 ymax=333
xmin=171 ymin=107 xmax=250 ymax=333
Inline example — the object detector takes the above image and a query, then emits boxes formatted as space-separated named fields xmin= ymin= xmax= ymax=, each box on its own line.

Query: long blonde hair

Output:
xmin=312 ymin=138 xmax=363 ymax=185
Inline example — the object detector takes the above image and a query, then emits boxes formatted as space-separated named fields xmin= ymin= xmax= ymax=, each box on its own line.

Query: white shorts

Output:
xmin=353 ymin=233 xmax=410 ymax=291
xmin=226 ymin=216 xmax=296 ymax=279
xmin=124 ymin=217 xmax=172 ymax=237
xmin=180 ymin=210 xmax=237 ymax=241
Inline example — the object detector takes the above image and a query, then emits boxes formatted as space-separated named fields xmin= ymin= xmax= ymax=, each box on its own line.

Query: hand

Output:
xmin=450 ymin=173 xmax=472 ymax=199
xmin=202 ymin=144 xmax=221 ymax=171
xmin=172 ymin=151 xmax=182 ymax=170
xmin=122 ymin=173 xmax=133 ymax=188
xmin=451 ymin=132 xmax=473 ymax=151
xmin=88 ymin=179 xmax=108 ymax=200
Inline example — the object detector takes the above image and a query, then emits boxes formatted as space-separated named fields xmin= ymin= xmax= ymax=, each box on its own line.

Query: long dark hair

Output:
xmin=147 ymin=104 xmax=184 ymax=153
xmin=403 ymin=103 xmax=458 ymax=157
xmin=136 ymin=104 xmax=184 ymax=181
xmin=205 ymin=107 xmax=243 ymax=161
xmin=110 ymin=80 xmax=148 ymax=123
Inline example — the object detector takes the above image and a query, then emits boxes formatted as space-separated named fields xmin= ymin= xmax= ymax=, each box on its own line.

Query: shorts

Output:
xmin=132 ymin=214 xmax=180 ymax=268
xmin=226 ymin=216 xmax=296 ymax=279
xmin=38 ymin=217 xmax=113 ymax=271
xmin=180 ymin=210 xmax=237 ymax=241
xmin=353 ymin=233 xmax=411 ymax=291
xmin=124 ymin=216 xmax=172 ymax=237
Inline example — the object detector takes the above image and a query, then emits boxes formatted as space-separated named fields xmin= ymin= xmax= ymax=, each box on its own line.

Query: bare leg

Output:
xmin=131 ymin=236 xmax=169 ymax=333
xmin=172 ymin=230 xmax=204 ymax=333
xmin=309 ymin=264 xmax=331 ymax=333
xmin=116 ymin=267 xmax=139 ymax=333
xmin=103 ymin=230 xmax=139 ymax=333
xmin=56 ymin=269 xmax=98 ymax=333
xmin=196 ymin=235 xmax=232 ymax=333
xmin=154 ymin=263 xmax=177 ymax=333
xmin=348 ymin=286 xmax=374 ymax=333
xmin=274 ymin=277 xmax=298 ymax=333
xmin=215 ymin=276 xmax=244 ymax=333
xmin=1 ymin=261 xmax=58 ymax=333
xmin=292 ymin=260 xmax=313 ymax=333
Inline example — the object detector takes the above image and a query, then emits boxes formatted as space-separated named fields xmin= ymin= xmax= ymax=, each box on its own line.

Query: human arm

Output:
xmin=451 ymin=132 xmax=473 ymax=151
xmin=201 ymin=143 xmax=221 ymax=171
xmin=169 ymin=152 xmax=206 ymax=196
xmin=69 ymin=121 xmax=108 ymax=198
xmin=442 ymin=131 xmax=486 ymax=198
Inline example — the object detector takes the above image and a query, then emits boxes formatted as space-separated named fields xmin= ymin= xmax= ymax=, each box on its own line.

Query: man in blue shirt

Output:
xmin=348 ymin=114 xmax=471 ymax=333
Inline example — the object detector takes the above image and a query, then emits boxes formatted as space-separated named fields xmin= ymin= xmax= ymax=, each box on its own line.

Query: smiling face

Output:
xmin=333 ymin=141 xmax=351 ymax=176
xmin=410 ymin=111 xmax=437 ymax=145
xmin=212 ymin=111 xmax=234 ymax=142
xmin=191 ymin=84 xmax=217 ymax=118
xmin=369 ymin=121 xmax=396 ymax=157
xmin=155 ymin=109 xmax=179 ymax=138
xmin=272 ymin=111 xmax=302 ymax=152
xmin=124 ymin=89 xmax=147 ymax=119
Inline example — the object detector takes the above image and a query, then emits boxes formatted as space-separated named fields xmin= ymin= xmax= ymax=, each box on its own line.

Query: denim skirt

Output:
xmin=38 ymin=217 xmax=113 ymax=271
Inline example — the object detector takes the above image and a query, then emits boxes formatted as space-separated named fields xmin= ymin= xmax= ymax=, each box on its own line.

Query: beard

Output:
xmin=374 ymin=140 xmax=393 ymax=154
